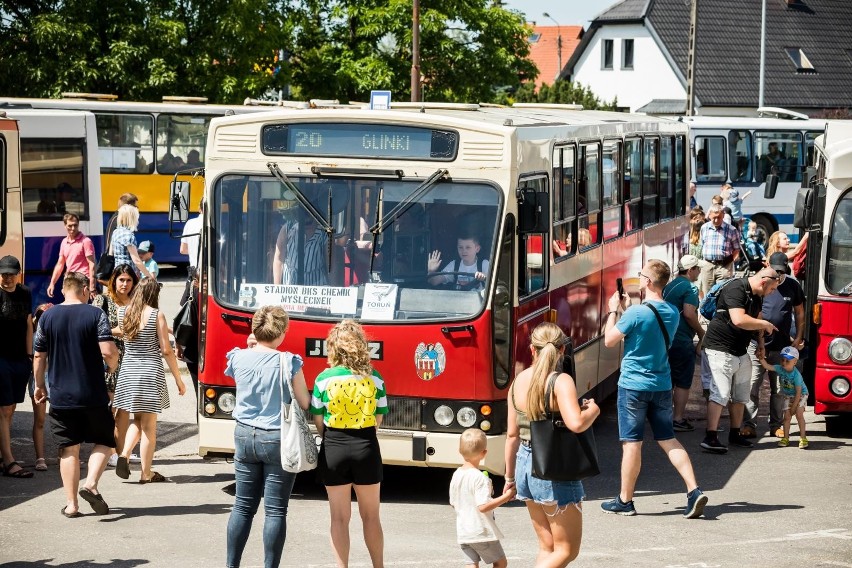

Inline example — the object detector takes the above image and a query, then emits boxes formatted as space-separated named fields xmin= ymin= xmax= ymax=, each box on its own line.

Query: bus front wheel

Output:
xmin=750 ymin=213 xmax=777 ymax=245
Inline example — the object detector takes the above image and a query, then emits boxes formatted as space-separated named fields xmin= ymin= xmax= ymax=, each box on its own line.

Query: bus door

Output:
xmin=514 ymin=174 xmax=550 ymax=372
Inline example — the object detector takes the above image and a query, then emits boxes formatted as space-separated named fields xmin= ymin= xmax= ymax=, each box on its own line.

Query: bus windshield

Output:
xmin=827 ymin=190 xmax=852 ymax=294
xmin=213 ymin=174 xmax=501 ymax=321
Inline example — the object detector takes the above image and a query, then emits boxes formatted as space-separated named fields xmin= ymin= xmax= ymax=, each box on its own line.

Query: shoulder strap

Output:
xmin=644 ymin=302 xmax=671 ymax=349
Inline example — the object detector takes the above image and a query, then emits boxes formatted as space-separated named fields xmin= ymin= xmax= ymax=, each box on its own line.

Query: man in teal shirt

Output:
xmin=663 ymin=255 xmax=705 ymax=432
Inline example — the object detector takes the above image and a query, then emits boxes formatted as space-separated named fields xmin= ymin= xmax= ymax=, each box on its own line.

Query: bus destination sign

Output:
xmin=262 ymin=123 xmax=458 ymax=160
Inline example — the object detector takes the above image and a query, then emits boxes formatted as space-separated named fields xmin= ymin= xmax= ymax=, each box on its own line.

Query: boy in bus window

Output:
xmin=427 ymin=234 xmax=489 ymax=290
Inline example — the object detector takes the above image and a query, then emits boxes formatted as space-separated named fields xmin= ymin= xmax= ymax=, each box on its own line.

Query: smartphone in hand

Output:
xmin=616 ymin=277 xmax=625 ymax=298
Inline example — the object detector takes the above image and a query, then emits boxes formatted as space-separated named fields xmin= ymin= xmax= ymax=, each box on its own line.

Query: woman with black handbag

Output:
xmin=504 ymin=323 xmax=599 ymax=567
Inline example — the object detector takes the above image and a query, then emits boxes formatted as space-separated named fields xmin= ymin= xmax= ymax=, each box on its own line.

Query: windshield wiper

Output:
xmin=368 ymin=168 xmax=448 ymax=235
xmin=368 ymin=186 xmax=384 ymax=281
xmin=839 ymin=280 xmax=852 ymax=296
xmin=268 ymin=162 xmax=335 ymax=273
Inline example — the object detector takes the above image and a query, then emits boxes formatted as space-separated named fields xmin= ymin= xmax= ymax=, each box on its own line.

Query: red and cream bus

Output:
xmin=792 ymin=121 xmax=852 ymax=414
xmin=189 ymin=103 xmax=689 ymax=473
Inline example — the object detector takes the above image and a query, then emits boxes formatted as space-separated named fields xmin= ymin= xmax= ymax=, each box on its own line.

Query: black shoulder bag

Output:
xmin=530 ymin=372 xmax=601 ymax=481
xmin=645 ymin=302 xmax=671 ymax=349
xmin=95 ymin=228 xmax=116 ymax=281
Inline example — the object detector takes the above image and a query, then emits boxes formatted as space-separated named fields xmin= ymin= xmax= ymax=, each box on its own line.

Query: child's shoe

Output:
xmin=778 ymin=437 xmax=789 ymax=447
xmin=798 ymin=437 xmax=809 ymax=449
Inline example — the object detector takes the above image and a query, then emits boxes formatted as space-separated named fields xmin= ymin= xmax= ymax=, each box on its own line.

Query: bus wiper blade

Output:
xmin=368 ymin=168 xmax=448 ymax=235
xmin=368 ymin=186 xmax=384 ymax=280
xmin=267 ymin=162 xmax=332 ymax=233
xmin=839 ymin=280 xmax=852 ymax=296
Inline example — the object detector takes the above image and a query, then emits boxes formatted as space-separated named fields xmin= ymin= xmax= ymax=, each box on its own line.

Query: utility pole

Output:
xmin=685 ymin=0 xmax=698 ymax=115
xmin=758 ymin=0 xmax=767 ymax=108
xmin=543 ymin=12 xmax=563 ymax=81
xmin=411 ymin=0 xmax=421 ymax=102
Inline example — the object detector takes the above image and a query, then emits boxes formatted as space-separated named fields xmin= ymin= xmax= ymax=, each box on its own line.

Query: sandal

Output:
xmin=35 ymin=458 xmax=48 ymax=471
xmin=2 ymin=461 xmax=33 ymax=478
xmin=139 ymin=471 xmax=166 ymax=484
xmin=115 ymin=456 xmax=130 ymax=480
xmin=61 ymin=506 xmax=83 ymax=518
xmin=79 ymin=487 xmax=110 ymax=515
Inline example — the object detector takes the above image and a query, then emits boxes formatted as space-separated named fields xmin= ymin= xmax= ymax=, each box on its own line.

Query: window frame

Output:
xmin=602 ymin=139 xmax=622 ymax=241
xmin=623 ymin=137 xmax=643 ymax=234
xmin=694 ymin=135 xmax=728 ymax=183
xmin=602 ymin=39 xmax=614 ymax=70
xmin=826 ymin=188 xmax=852 ymax=294
xmin=659 ymin=136 xmax=675 ymax=221
xmin=728 ymin=130 xmax=753 ymax=183
xmin=621 ymin=39 xmax=634 ymax=70
xmin=94 ymin=112 xmax=155 ymax=175
xmin=156 ymin=113 xmax=212 ymax=175
xmin=642 ymin=136 xmax=659 ymax=228
xmin=518 ymin=173 xmax=549 ymax=300
xmin=551 ymin=144 xmax=577 ymax=263
xmin=753 ymin=130 xmax=804 ymax=183
xmin=579 ymin=142 xmax=602 ymax=251
xmin=20 ymin=137 xmax=90 ymax=222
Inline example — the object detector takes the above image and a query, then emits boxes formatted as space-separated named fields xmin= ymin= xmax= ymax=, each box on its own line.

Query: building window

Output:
xmin=602 ymin=39 xmax=614 ymax=70
xmin=529 ymin=33 xmax=541 ymax=44
xmin=622 ymin=39 xmax=634 ymax=69
xmin=784 ymin=47 xmax=816 ymax=73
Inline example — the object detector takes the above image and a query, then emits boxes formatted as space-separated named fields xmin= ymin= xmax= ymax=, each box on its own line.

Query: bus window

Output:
xmin=20 ymin=139 xmax=87 ymax=220
xmin=519 ymin=175 xmax=548 ymax=296
xmin=675 ymin=135 xmax=686 ymax=216
xmin=95 ymin=113 xmax=154 ymax=174
xmin=643 ymin=137 xmax=659 ymax=226
xmin=806 ymin=131 xmax=821 ymax=168
xmin=602 ymin=140 xmax=621 ymax=240
xmin=579 ymin=143 xmax=601 ymax=249
xmin=157 ymin=114 xmax=211 ymax=174
xmin=694 ymin=136 xmax=726 ymax=182
xmin=659 ymin=136 xmax=675 ymax=221
xmin=214 ymin=173 xmax=501 ymax=321
xmin=729 ymin=130 xmax=752 ymax=183
xmin=623 ymin=138 xmax=642 ymax=232
xmin=754 ymin=131 xmax=802 ymax=183
xmin=827 ymin=190 xmax=852 ymax=294
xmin=552 ymin=145 xmax=576 ymax=261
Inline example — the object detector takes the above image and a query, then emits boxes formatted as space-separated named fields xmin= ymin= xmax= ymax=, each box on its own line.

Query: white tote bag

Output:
xmin=278 ymin=352 xmax=318 ymax=473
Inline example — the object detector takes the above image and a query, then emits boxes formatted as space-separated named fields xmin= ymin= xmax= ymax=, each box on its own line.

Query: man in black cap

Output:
xmin=744 ymin=252 xmax=805 ymax=438
xmin=0 ymin=255 xmax=34 ymax=478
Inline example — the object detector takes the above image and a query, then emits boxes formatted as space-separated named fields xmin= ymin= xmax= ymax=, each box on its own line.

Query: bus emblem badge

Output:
xmin=415 ymin=342 xmax=446 ymax=381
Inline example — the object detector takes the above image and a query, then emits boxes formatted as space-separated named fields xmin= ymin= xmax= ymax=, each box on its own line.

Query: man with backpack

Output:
xmin=663 ymin=255 xmax=705 ymax=432
xmin=700 ymin=268 xmax=780 ymax=454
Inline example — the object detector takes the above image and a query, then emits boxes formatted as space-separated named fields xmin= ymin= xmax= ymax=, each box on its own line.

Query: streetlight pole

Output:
xmin=411 ymin=0 xmax=422 ymax=102
xmin=758 ymin=0 xmax=767 ymax=108
xmin=543 ymin=12 xmax=562 ymax=81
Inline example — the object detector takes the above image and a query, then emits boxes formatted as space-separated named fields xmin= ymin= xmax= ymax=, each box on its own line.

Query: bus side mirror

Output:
xmin=518 ymin=188 xmax=549 ymax=234
xmin=793 ymin=187 xmax=811 ymax=229
xmin=763 ymin=174 xmax=779 ymax=199
xmin=802 ymin=166 xmax=816 ymax=189
xmin=170 ymin=181 xmax=190 ymax=223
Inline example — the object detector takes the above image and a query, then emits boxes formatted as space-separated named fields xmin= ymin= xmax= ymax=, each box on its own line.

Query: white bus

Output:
xmin=0 ymin=112 xmax=24 ymax=267
xmin=2 ymin=109 xmax=103 ymax=306
xmin=683 ymin=113 xmax=828 ymax=243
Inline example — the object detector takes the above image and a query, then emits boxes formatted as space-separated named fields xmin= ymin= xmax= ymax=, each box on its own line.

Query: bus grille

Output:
xmin=215 ymin=131 xmax=257 ymax=153
xmin=383 ymin=398 xmax=422 ymax=430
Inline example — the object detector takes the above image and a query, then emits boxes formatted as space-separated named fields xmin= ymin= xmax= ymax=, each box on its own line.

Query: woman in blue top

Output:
xmin=225 ymin=306 xmax=310 ymax=568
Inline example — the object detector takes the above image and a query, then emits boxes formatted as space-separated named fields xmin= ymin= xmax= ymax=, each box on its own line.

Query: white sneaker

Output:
xmin=129 ymin=454 xmax=142 ymax=464
xmin=107 ymin=454 xmax=118 ymax=468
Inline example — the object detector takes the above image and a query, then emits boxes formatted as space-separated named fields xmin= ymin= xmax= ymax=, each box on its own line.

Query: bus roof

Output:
xmin=680 ymin=115 xmax=828 ymax=131
xmin=817 ymin=121 xmax=852 ymax=180
xmin=0 ymin=96 xmax=275 ymax=117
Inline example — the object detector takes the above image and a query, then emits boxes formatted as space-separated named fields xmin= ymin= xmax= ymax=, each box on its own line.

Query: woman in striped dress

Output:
xmin=113 ymin=278 xmax=186 ymax=483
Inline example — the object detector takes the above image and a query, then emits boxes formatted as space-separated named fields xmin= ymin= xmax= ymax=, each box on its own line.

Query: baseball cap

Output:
xmin=780 ymin=346 xmax=800 ymax=360
xmin=0 ymin=255 xmax=21 ymax=275
xmin=768 ymin=252 xmax=789 ymax=272
xmin=138 ymin=240 xmax=154 ymax=253
xmin=678 ymin=254 xmax=700 ymax=271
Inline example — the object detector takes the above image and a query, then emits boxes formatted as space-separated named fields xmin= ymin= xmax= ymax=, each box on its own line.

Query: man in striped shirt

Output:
xmin=698 ymin=204 xmax=740 ymax=295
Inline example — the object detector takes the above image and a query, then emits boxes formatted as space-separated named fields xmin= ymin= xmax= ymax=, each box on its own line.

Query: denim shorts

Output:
xmin=617 ymin=386 xmax=675 ymax=442
xmin=515 ymin=443 xmax=585 ymax=507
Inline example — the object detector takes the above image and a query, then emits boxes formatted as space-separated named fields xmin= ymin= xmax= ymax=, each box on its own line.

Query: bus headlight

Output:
xmin=828 ymin=338 xmax=852 ymax=364
xmin=204 ymin=402 xmax=216 ymax=415
xmin=434 ymin=405 xmax=454 ymax=427
xmin=829 ymin=377 xmax=851 ymax=397
xmin=218 ymin=392 xmax=237 ymax=414
xmin=480 ymin=420 xmax=492 ymax=432
xmin=457 ymin=407 xmax=477 ymax=428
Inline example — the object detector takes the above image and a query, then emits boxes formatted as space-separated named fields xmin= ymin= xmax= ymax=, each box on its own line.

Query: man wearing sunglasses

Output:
xmin=743 ymin=252 xmax=805 ymax=438
xmin=701 ymin=267 xmax=780 ymax=453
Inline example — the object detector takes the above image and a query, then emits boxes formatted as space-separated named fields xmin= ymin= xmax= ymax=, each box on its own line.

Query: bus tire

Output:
xmin=750 ymin=213 xmax=776 ymax=244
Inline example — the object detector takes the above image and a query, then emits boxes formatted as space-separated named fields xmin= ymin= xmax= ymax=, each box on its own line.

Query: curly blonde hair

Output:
xmin=326 ymin=319 xmax=373 ymax=378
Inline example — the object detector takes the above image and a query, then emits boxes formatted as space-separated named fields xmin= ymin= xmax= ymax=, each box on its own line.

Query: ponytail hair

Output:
xmin=526 ymin=322 xmax=570 ymax=421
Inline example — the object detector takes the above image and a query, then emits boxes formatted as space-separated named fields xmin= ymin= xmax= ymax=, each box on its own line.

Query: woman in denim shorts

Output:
xmin=505 ymin=323 xmax=600 ymax=566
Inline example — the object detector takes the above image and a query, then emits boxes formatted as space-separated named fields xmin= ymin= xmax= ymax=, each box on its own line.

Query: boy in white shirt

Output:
xmin=449 ymin=429 xmax=515 ymax=568
xmin=427 ymin=235 xmax=489 ymax=290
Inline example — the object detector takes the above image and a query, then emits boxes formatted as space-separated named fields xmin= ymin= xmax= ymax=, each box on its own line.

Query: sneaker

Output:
xmin=601 ymin=496 xmax=637 ymax=516
xmin=107 ymin=454 xmax=118 ymax=468
xmin=799 ymin=437 xmax=809 ymax=449
xmin=774 ymin=427 xmax=785 ymax=438
xmin=684 ymin=488 xmax=708 ymax=519
xmin=739 ymin=425 xmax=757 ymax=439
xmin=728 ymin=434 xmax=754 ymax=448
xmin=129 ymin=454 xmax=142 ymax=464
xmin=778 ymin=437 xmax=789 ymax=447
xmin=700 ymin=438 xmax=728 ymax=454
xmin=673 ymin=419 xmax=695 ymax=432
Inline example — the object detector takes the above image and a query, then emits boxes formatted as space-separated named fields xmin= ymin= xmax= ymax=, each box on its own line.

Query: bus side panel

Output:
xmin=812 ymin=298 xmax=852 ymax=414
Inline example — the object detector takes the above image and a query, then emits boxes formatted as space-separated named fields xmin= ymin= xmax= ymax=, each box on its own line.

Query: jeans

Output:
xmin=617 ymin=386 xmax=675 ymax=441
xmin=226 ymin=422 xmax=297 ymax=568
xmin=745 ymin=343 xmax=785 ymax=428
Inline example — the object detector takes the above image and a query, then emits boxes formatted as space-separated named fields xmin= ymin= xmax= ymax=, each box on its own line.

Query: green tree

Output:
xmin=509 ymin=79 xmax=618 ymax=110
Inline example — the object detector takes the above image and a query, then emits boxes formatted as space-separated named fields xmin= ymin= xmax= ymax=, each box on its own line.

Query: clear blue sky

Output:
xmin=502 ymin=0 xmax=621 ymax=27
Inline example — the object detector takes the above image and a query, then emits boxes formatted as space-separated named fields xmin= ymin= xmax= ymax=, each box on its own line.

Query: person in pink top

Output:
xmin=47 ymin=213 xmax=96 ymax=298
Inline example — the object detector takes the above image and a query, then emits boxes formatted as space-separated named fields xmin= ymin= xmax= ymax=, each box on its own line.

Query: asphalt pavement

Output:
xmin=1 ymin=267 xmax=851 ymax=567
